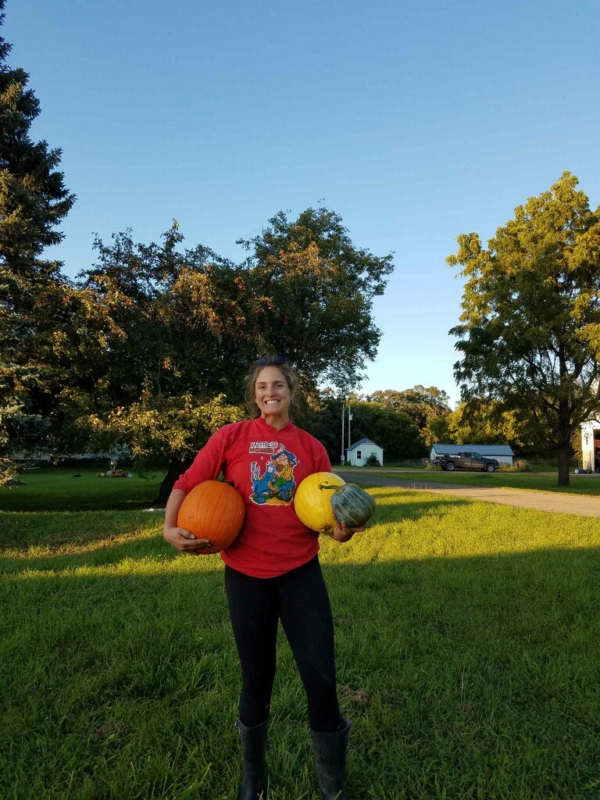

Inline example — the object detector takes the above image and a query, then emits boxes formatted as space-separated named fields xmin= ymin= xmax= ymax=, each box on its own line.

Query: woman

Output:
xmin=163 ymin=357 xmax=364 ymax=800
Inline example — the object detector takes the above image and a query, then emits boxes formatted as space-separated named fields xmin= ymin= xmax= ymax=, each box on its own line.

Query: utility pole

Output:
xmin=341 ymin=401 xmax=345 ymax=465
xmin=348 ymin=403 xmax=352 ymax=450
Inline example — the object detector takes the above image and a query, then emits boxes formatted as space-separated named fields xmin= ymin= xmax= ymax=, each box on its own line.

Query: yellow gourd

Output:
xmin=294 ymin=472 xmax=346 ymax=533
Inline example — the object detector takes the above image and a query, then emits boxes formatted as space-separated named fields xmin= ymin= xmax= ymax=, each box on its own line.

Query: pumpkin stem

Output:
xmin=318 ymin=483 xmax=344 ymax=494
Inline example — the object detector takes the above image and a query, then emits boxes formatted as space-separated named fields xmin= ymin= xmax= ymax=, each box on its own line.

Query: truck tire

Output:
xmin=445 ymin=462 xmax=455 ymax=471
xmin=485 ymin=463 xmax=495 ymax=473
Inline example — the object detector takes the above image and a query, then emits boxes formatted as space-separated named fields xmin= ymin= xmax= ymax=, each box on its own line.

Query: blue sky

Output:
xmin=5 ymin=0 xmax=600 ymax=406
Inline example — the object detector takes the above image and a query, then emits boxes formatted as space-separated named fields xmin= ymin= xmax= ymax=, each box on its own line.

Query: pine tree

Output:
xmin=0 ymin=0 xmax=75 ymax=476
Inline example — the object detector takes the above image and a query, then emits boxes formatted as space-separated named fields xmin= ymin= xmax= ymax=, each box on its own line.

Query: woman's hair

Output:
xmin=245 ymin=356 xmax=299 ymax=418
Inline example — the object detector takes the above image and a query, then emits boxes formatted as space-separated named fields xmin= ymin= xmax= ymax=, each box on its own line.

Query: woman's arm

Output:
xmin=327 ymin=520 xmax=365 ymax=543
xmin=163 ymin=431 xmax=229 ymax=553
xmin=163 ymin=488 xmax=212 ymax=554
xmin=312 ymin=441 xmax=364 ymax=542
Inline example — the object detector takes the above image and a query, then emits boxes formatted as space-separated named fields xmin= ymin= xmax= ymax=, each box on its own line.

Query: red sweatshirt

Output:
xmin=173 ymin=417 xmax=332 ymax=578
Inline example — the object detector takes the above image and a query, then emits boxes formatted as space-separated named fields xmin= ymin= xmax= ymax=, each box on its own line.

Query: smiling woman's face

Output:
xmin=253 ymin=366 xmax=291 ymax=422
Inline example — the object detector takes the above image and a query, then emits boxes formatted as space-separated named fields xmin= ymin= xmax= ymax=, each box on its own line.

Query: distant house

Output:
xmin=346 ymin=438 xmax=384 ymax=467
xmin=430 ymin=443 xmax=515 ymax=466
xmin=581 ymin=420 xmax=600 ymax=471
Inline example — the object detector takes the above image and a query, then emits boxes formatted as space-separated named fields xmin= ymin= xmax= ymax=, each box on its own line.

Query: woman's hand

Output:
xmin=163 ymin=488 xmax=211 ymax=555
xmin=329 ymin=520 xmax=365 ymax=543
xmin=163 ymin=526 xmax=212 ymax=555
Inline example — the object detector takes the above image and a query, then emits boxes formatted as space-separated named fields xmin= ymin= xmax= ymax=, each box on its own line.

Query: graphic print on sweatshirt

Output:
xmin=249 ymin=441 xmax=298 ymax=506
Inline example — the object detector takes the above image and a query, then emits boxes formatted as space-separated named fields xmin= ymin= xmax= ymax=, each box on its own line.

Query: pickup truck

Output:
xmin=434 ymin=451 xmax=499 ymax=473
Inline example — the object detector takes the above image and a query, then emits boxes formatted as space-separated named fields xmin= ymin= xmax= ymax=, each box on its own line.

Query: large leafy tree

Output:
xmin=448 ymin=172 xmax=600 ymax=485
xmin=81 ymin=223 xmax=260 ymax=406
xmin=366 ymin=386 xmax=451 ymax=433
xmin=239 ymin=207 xmax=394 ymax=388
xmin=77 ymin=212 xmax=394 ymax=500
xmin=77 ymin=223 xmax=257 ymax=501
xmin=422 ymin=400 xmax=553 ymax=458
xmin=0 ymin=0 xmax=75 ymax=479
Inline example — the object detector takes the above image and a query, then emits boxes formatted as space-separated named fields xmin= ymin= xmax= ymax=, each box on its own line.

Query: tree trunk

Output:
xmin=153 ymin=455 xmax=194 ymax=505
xmin=557 ymin=441 xmax=571 ymax=487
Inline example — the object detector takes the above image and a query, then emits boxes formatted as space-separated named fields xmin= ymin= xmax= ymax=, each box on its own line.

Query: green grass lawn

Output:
xmin=338 ymin=468 xmax=600 ymax=497
xmin=2 ymin=470 xmax=600 ymax=798
xmin=2 ymin=467 xmax=164 ymax=512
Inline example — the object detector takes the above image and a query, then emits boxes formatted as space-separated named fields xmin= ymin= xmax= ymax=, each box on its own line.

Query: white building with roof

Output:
xmin=580 ymin=420 xmax=600 ymax=472
xmin=346 ymin=438 xmax=384 ymax=467
xmin=430 ymin=443 xmax=515 ymax=466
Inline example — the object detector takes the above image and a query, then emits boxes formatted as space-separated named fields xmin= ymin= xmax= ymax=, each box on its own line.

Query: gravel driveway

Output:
xmin=341 ymin=471 xmax=600 ymax=520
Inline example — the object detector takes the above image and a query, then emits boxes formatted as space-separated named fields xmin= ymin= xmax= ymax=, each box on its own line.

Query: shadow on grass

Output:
xmin=2 ymin=495 xmax=160 ymax=513
xmin=369 ymin=491 xmax=472 ymax=519
xmin=2 ymin=546 xmax=600 ymax=799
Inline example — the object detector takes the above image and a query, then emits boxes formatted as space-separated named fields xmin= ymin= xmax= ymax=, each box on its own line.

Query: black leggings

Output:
xmin=225 ymin=555 xmax=341 ymax=732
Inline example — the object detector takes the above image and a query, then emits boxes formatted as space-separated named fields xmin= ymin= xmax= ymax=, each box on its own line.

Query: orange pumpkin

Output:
xmin=177 ymin=480 xmax=245 ymax=555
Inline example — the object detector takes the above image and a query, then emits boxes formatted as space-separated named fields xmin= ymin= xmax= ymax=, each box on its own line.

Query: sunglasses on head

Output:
xmin=255 ymin=356 xmax=289 ymax=366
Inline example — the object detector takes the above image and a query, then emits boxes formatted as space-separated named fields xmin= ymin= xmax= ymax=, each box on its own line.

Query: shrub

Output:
xmin=0 ymin=457 xmax=18 ymax=487
xmin=365 ymin=454 xmax=381 ymax=467
xmin=497 ymin=460 xmax=530 ymax=472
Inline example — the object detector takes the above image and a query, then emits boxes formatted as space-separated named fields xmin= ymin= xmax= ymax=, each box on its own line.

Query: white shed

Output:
xmin=581 ymin=420 xmax=600 ymax=472
xmin=430 ymin=443 xmax=515 ymax=466
xmin=346 ymin=438 xmax=384 ymax=467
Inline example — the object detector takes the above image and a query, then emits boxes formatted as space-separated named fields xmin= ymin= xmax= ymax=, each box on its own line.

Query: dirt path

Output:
xmin=341 ymin=471 xmax=600 ymax=520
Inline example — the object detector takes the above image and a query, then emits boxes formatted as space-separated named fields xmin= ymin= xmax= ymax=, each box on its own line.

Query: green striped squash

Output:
xmin=325 ymin=483 xmax=376 ymax=528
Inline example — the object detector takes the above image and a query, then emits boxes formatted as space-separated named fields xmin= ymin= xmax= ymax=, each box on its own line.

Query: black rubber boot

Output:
xmin=310 ymin=719 xmax=351 ymax=800
xmin=235 ymin=718 xmax=269 ymax=800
